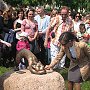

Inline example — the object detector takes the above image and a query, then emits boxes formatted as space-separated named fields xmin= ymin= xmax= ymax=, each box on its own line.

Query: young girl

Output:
xmin=16 ymin=32 xmax=30 ymax=70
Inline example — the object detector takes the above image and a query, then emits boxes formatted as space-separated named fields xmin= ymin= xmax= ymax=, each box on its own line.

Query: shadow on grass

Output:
xmin=54 ymin=68 xmax=68 ymax=81
xmin=54 ymin=68 xmax=90 ymax=90
xmin=0 ymin=67 xmax=14 ymax=90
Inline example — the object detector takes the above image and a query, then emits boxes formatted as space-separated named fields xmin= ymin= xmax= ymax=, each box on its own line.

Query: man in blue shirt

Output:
xmin=34 ymin=6 xmax=50 ymax=65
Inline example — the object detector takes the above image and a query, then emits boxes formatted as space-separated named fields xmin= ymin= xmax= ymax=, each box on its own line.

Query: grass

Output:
xmin=56 ymin=68 xmax=90 ymax=90
xmin=0 ymin=66 xmax=11 ymax=76
xmin=0 ymin=66 xmax=90 ymax=90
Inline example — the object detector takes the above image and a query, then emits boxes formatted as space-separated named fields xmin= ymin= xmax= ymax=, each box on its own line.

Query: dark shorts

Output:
xmin=68 ymin=65 xmax=83 ymax=83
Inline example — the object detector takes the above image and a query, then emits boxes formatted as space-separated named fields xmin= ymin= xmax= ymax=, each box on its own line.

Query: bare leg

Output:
xmin=74 ymin=83 xmax=81 ymax=90
xmin=68 ymin=81 xmax=73 ymax=90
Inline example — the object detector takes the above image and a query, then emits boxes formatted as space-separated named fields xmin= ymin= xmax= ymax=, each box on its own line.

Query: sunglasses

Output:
xmin=75 ymin=16 xmax=80 ymax=17
xmin=29 ymin=14 xmax=34 ymax=15
xmin=60 ymin=40 xmax=72 ymax=46
xmin=60 ymin=42 xmax=68 ymax=46
xmin=61 ymin=14 xmax=67 ymax=16
xmin=61 ymin=43 xmax=67 ymax=46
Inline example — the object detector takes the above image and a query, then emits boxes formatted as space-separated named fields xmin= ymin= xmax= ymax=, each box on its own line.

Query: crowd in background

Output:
xmin=0 ymin=5 xmax=90 ymax=68
xmin=0 ymin=5 xmax=90 ymax=90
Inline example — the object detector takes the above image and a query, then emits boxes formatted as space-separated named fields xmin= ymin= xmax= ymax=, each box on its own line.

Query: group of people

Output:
xmin=44 ymin=6 xmax=90 ymax=90
xmin=0 ymin=5 xmax=90 ymax=90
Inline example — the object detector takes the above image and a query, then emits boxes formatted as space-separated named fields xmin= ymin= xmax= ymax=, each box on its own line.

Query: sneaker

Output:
xmin=14 ymin=66 xmax=19 ymax=71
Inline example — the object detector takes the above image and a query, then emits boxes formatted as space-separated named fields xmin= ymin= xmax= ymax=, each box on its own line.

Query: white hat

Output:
xmin=19 ymin=32 xmax=28 ymax=37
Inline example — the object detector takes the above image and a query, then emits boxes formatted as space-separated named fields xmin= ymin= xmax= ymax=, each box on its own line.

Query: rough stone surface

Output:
xmin=0 ymin=70 xmax=65 ymax=90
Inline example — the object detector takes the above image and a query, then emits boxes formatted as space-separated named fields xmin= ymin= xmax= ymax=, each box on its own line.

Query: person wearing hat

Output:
xmin=16 ymin=32 xmax=30 ymax=51
xmin=16 ymin=32 xmax=30 ymax=70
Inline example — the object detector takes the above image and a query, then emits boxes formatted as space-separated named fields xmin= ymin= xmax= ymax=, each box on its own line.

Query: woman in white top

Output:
xmin=73 ymin=12 xmax=83 ymax=34
xmin=14 ymin=9 xmax=24 ymax=29
xmin=13 ymin=9 xmax=24 ymax=40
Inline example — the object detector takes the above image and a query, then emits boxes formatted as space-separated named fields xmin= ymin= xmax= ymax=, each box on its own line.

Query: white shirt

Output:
xmin=69 ymin=46 xmax=76 ymax=59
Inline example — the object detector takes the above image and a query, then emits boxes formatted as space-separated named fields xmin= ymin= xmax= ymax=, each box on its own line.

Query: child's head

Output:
xmin=79 ymin=23 xmax=86 ymax=33
xmin=19 ymin=32 xmax=28 ymax=40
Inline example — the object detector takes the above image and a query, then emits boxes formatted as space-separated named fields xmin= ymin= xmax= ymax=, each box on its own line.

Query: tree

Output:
xmin=4 ymin=0 xmax=90 ymax=13
xmin=4 ymin=0 xmax=22 ymax=6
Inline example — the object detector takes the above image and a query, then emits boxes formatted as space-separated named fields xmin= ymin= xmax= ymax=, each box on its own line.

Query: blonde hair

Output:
xmin=60 ymin=6 xmax=69 ymax=13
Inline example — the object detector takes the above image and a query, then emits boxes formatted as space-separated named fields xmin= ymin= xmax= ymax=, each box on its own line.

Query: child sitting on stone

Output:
xmin=16 ymin=32 xmax=30 ymax=70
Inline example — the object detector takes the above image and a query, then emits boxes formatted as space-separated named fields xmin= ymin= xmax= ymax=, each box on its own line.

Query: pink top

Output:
xmin=16 ymin=40 xmax=30 ymax=51
xmin=47 ymin=41 xmax=50 ymax=48
xmin=47 ymin=32 xmax=52 ymax=48
xmin=21 ymin=19 xmax=38 ymax=38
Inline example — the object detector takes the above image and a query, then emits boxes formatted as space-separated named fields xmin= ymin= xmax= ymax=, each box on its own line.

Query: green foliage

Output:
xmin=56 ymin=68 xmax=90 ymax=90
xmin=4 ymin=0 xmax=22 ymax=6
xmin=0 ymin=66 xmax=11 ymax=76
xmin=81 ymin=81 xmax=90 ymax=90
xmin=22 ymin=0 xmax=29 ymax=5
xmin=4 ymin=0 xmax=89 ymax=13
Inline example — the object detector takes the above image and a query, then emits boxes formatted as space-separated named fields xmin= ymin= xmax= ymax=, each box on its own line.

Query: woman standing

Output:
xmin=73 ymin=12 xmax=83 ymax=34
xmin=45 ymin=31 xmax=90 ymax=90
xmin=13 ymin=9 xmax=24 ymax=40
xmin=14 ymin=9 xmax=24 ymax=30
xmin=21 ymin=8 xmax=38 ymax=53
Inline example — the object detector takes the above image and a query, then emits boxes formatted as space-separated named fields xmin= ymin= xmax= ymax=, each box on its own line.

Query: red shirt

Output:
xmin=16 ymin=40 xmax=30 ymax=51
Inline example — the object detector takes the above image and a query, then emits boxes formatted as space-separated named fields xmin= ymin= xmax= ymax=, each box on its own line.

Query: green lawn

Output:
xmin=0 ymin=66 xmax=11 ymax=76
xmin=0 ymin=66 xmax=90 ymax=90
xmin=58 ymin=68 xmax=90 ymax=90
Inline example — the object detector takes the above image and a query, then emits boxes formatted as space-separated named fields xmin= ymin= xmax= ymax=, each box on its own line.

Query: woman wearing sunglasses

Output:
xmin=45 ymin=31 xmax=90 ymax=90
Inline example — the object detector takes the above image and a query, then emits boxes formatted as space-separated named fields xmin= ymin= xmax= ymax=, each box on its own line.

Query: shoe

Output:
xmin=14 ymin=67 xmax=19 ymax=71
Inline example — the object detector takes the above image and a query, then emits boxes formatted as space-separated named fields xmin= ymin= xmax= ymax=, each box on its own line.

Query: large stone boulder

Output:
xmin=0 ymin=70 xmax=65 ymax=90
